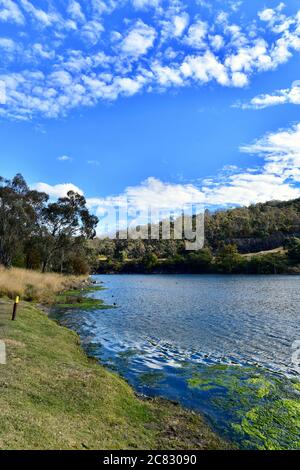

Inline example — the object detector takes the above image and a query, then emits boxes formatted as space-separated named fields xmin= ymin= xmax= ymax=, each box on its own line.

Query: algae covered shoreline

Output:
xmin=0 ymin=288 xmax=230 ymax=450
xmin=1 ymin=276 xmax=299 ymax=450
xmin=53 ymin=278 xmax=300 ymax=451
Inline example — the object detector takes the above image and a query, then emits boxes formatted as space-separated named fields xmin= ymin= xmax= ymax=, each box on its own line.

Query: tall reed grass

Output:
xmin=0 ymin=267 xmax=86 ymax=303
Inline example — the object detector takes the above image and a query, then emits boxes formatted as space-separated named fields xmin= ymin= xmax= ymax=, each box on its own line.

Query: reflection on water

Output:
xmin=53 ymin=274 xmax=300 ymax=449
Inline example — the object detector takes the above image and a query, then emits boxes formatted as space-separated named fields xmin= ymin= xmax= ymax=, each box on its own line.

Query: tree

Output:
xmin=215 ymin=244 xmax=242 ymax=273
xmin=0 ymin=174 xmax=48 ymax=267
xmin=142 ymin=253 xmax=158 ymax=272
xmin=287 ymin=237 xmax=300 ymax=263
xmin=40 ymin=191 xmax=98 ymax=272
xmin=187 ymin=247 xmax=213 ymax=273
xmin=0 ymin=174 xmax=98 ymax=274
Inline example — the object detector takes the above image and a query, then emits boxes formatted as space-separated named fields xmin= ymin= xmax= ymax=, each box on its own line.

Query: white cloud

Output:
xmin=203 ymin=172 xmax=300 ymax=206
xmin=88 ymin=123 xmax=300 ymax=219
xmin=152 ymin=63 xmax=183 ymax=86
xmin=1 ymin=1 xmax=300 ymax=119
xmin=50 ymin=71 xmax=73 ymax=87
xmin=19 ymin=0 xmax=58 ymax=27
xmin=0 ymin=37 xmax=16 ymax=51
xmin=202 ymin=124 xmax=300 ymax=205
xmin=0 ymin=80 xmax=6 ymax=104
xmin=258 ymin=3 xmax=287 ymax=27
xmin=121 ymin=21 xmax=156 ymax=57
xmin=132 ymin=0 xmax=160 ymax=9
xmin=181 ymin=52 xmax=229 ymax=86
xmin=81 ymin=20 xmax=103 ymax=45
xmin=58 ymin=155 xmax=72 ymax=162
xmin=173 ymin=14 xmax=189 ymax=37
xmin=238 ymin=84 xmax=300 ymax=109
xmin=199 ymin=123 xmax=300 ymax=205
xmin=241 ymin=123 xmax=300 ymax=159
xmin=184 ymin=20 xmax=208 ymax=48
xmin=0 ymin=0 xmax=24 ymax=24
xmin=210 ymin=34 xmax=224 ymax=50
xmin=231 ymin=71 xmax=248 ymax=87
xmin=34 ymin=182 xmax=83 ymax=198
xmin=258 ymin=8 xmax=276 ymax=23
xmin=86 ymin=177 xmax=205 ymax=226
xmin=116 ymin=76 xmax=143 ymax=95
xmin=224 ymin=39 xmax=271 ymax=74
xmin=67 ymin=0 xmax=85 ymax=23
xmin=33 ymin=122 xmax=300 ymax=234
xmin=32 ymin=43 xmax=55 ymax=60
xmin=161 ymin=13 xmax=189 ymax=40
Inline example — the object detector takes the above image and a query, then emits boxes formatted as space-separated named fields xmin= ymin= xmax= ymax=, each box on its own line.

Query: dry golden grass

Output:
xmin=0 ymin=267 xmax=86 ymax=303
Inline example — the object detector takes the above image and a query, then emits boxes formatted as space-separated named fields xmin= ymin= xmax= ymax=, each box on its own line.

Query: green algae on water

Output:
xmin=139 ymin=371 xmax=165 ymax=387
xmin=54 ymin=286 xmax=113 ymax=310
xmin=186 ymin=364 xmax=300 ymax=450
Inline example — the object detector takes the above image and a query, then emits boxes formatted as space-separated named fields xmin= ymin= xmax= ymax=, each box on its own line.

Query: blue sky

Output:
xmin=1 ymin=0 xmax=300 ymax=222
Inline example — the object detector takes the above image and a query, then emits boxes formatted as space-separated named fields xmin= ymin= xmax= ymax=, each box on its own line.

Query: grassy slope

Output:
xmin=0 ymin=267 xmax=86 ymax=303
xmin=0 ymin=299 xmax=230 ymax=450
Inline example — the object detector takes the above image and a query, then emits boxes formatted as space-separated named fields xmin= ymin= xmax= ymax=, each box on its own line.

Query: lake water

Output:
xmin=54 ymin=274 xmax=300 ymax=448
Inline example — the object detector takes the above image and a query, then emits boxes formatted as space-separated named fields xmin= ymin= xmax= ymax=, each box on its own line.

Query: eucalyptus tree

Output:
xmin=40 ymin=191 xmax=98 ymax=272
xmin=0 ymin=174 xmax=48 ymax=267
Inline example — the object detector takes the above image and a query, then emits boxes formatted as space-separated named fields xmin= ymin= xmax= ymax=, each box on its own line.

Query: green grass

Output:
xmin=0 ymin=299 xmax=230 ymax=450
xmin=53 ymin=288 xmax=111 ymax=310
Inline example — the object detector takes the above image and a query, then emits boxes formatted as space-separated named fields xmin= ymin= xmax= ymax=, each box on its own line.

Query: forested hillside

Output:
xmin=1 ymin=173 xmax=300 ymax=275
xmin=93 ymin=199 xmax=300 ymax=275
xmin=205 ymin=199 xmax=300 ymax=253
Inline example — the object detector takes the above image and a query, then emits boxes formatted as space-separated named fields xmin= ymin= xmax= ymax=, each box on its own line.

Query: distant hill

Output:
xmin=93 ymin=198 xmax=300 ymax=274
xmin=205 ymin=198 xmax=300 ymax=254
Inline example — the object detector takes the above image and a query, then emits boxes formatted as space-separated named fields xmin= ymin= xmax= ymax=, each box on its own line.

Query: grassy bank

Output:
xmin=0 ymin=298 xmax=230 ymax=450
xmin=0 ymin=267 xmax=87 ymax=303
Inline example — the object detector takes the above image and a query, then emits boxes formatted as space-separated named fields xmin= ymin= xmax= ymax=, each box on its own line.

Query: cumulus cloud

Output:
xmin=181 ymin=52 xmax=229 ymax=86
xmin=34 ymin=182 xmax=84 ymax=198
xmin=161 ymin=13 xmax=189 ymax=40
xmin=237 ymin=83 xmax=300 ymax=109
xmin=67 ymin=0 xmax=86 ymax=23
xmin=86 ymin=177 xmax=205 ymax=235
xmin=199 ymin=123 xmax=300 ymax=206
xmin=0 ymin=37 xmax=16 ymax=52
xmin=91 ymin=123 xmax=300 ymax=215
xmin=184 ymin=19 xmax=208 ymax=48
xmin=173 ymin=127 xmax=300 ymax=204
xmin=19 ymin=0 xmax=59 ymax=27
xmin=1 ymin=1 xmax=300 ymax=119
xmin=34 ymin=122 xmax=300 ymax=234
xmin=120 ymin=21 xmax=156 ymax=57
xmin=81 ymin=20 xmax=103 ymax=45
xmin=0 ymin=0 xmax=24 ymax=24
xmin=0 ymin=80 xmax=6 ymax=104
xmin=132 ymin=0 xmax=161 ymax=9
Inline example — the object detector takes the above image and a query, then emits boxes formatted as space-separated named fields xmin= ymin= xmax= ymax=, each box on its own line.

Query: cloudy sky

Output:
xmin=1 ymin=0 xmax=300 ymax=225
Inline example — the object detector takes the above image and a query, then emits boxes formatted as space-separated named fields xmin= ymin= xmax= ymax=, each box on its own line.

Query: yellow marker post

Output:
xmin=12 ymin=296 xmax=20 ymax=321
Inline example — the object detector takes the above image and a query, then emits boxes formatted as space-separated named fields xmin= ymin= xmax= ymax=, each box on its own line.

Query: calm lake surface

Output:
xmin=55 ymin=274 xmax=300 ymax=448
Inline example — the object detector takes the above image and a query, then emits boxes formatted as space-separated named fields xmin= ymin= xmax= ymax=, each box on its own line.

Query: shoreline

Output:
xmin=93 ymin=271 xmax=300 ymax=276
xmin=70 ymin=276 xmax=300 ymax=451
xmin=0 ymin=293 xmax=231 ymax=450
